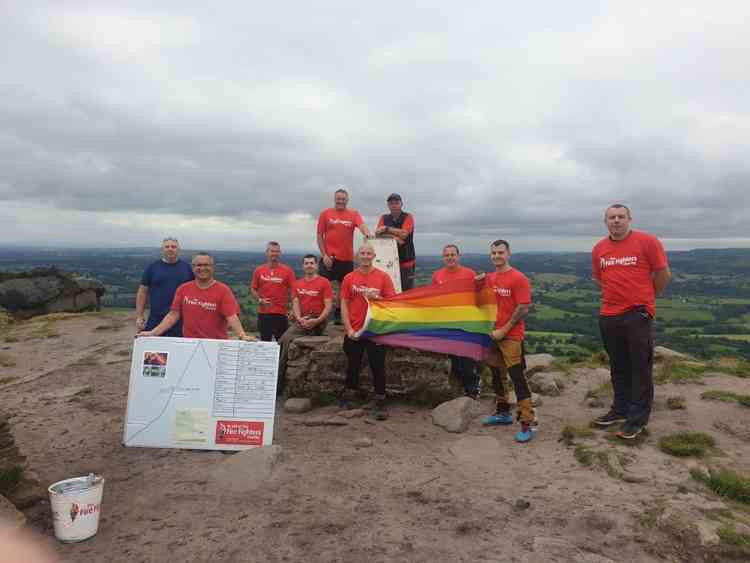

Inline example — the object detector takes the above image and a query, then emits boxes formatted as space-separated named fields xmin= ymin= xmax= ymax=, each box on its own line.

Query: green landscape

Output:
xmin=2 ymin=246 xmax=750 ymax=361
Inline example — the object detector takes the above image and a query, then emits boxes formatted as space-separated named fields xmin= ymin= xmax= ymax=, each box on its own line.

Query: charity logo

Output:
xmin=297 ymin=288 xmax=320 ymax=297
xmin=183 ymin=296 xmax=217 ymax=311
xmin=352 ymin=284 xmax=380 ymax=298
xmin=600 ymin=255 xmax=638 ymax=269
xmin=215 ymin=421 xmax=264 ymax=446
xmin=494 ymin=287 xmax=512 ymax=297
xmin=261 ymin=273 xmax=285 ymax=284
xmin=328 ymin=218 xmax=353 ymax=227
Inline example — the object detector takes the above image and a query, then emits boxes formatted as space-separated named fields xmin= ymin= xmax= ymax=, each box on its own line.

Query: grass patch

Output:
xmin=3 ymin=335 xmax=19 ymax=343
xmin=654 ymin=358 xmax=706 ymax=384
xmin=718 ymin=523 xmax=750 ymax=548
xmin=0 ymin=352 xmax=16 ymax=367
xmin=0 ymin=465 xmax=24 ymax=496
xmin=0 ymin=376 xmax=20 ymax=385
xmin=659 ymin=432 xmax=716 ymax=457
xmin=691 ymin=467 xmax=750 ymax=504
xmin=666 ymin=396 xmax=686 ymax=409
xmin=702 ymin=390 xmax=750 ymax=408
xmin=638 ymin=505 xmax=665 ymax=529
xmin=573 ymin=445 xmax=629 ymax=478
xmin=559 ymin=425 xmax=594 ymax=446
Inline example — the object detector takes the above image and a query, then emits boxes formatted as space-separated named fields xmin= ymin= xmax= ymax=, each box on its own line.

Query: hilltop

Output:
xmin=1 ymin=311 xmax=750 ymax=562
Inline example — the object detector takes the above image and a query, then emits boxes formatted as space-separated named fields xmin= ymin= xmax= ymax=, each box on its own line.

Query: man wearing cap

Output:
xmin=375 ymin=193 xmax=416 ymax=291
xmin=317 ymin=188 xmax=372 ymax=320
xmin=135 ymin=237 xmax=194 ymax=337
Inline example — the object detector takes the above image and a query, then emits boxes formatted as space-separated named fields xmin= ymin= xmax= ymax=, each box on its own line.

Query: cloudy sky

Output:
xmin=1 ymin=1 xmax=748 ymax=254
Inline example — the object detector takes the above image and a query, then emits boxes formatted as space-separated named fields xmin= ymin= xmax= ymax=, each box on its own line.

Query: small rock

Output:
xmin=528 ymin=372 xmax=560 ymax=396
xmin=654 ymin=346 xmax=689 ymax=361
xmin=303 ymin=416 xmax=348 ymax=427
xmin=587 ymin=397 xmax=605 ymax=408
xmin=283 ymin=398 xmax=313 ymax=414
xmin=622 ymin=472 xmax=649 ymax=483
xmin=431 ymin=397 xmax=482 ymax=433
xmin=353 ymin=437 xmax=373 ymax=448
xmin=525 ymin=353 xmax=554 ymax=373
xmin=513 ymin=498 xmax=530 ymax=511
xmin=339 ymin=409 xmax=365 ymax=419
xmin=531 ymin=393 xmax=543 ymax=407
xmin=324 ymin=417 xmax=348 ymax=426
xmin=694 ymin=520 xmax=720 ymax=547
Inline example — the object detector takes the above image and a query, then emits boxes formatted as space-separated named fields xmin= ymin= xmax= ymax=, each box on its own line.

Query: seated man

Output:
xmin=138 ymin=252 xmax=254 ymax=341
xmin=277 ymin=254 xmax=333 ymax=395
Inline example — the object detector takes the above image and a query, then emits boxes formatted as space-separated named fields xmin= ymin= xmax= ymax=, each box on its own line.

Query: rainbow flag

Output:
xmin=355 ymin=278 xmax=497 ymax=360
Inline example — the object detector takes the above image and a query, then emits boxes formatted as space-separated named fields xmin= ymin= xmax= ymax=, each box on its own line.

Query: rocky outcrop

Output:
xmin=0 ymin=268 xmax=105 ymax=319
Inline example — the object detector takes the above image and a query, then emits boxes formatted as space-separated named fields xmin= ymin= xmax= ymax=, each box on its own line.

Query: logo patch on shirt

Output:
xmin=328 ymin=218 xmax=353 ymax=227
xmin=494 ymin=287 xmax=512 ymax=297
xmin=297 ymin=288 xmax=320 ymax=297
xmin=183 ymin=297 xmax=217 ymax=311
xmin=600 ymin=256 xmax=638 ymax=269
xmin=260 ymin=274 xmax=285 ymax=283
xmin=352 ymin=284 xmax=380 ymax=298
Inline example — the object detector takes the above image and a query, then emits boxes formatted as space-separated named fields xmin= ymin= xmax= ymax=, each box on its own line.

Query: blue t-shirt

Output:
xmin=141 ymin=259 xmax=194 ymax=334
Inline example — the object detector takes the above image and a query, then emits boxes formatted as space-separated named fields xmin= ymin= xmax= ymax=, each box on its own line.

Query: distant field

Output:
xmin=526 ymin=331 xmax=573 ymax=339
xmin=655 ymin=298 xmax=714 ymax=322
xmin=701 ymin=334 xmax=750 ymax=342
xmin=532 ymin=304 xmax=586 ymax=320
xmin=533 ymin=273 xmax=578 ymax=284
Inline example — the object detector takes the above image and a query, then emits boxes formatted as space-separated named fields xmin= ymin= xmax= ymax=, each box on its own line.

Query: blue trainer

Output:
xmin=515 ymin=424 xmax=534 ymax=443
xmin=482 ymin=413 xmax=513 ymax=426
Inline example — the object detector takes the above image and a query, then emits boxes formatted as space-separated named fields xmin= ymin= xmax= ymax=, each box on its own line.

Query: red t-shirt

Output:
xmin=431 ymin=265 xmax=476 ymax=285
xmin=170 ymin=281 xmax=240 ymax=339
xmin=294 ymin=276 xmax=334 ymax=317
xmin=485 ymin=268 xmax=531 ymax=341
xmin=341 ymin=268 xmax=396 ymax=331
xmin=592 ymin=230 xmax=668 ymax=317
xmin=251 ymin=263 xmax=295 ymax=315
xmin=316 ymin=208 xmax=364 ymax=262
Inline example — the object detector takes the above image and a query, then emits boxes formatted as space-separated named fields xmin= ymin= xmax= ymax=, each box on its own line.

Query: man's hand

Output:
xmin=136 ymin=330 xmax=155 ymax=338
xmin=239 ymin=334 xmax=256 ymax=341
xmin=346 ymin=328 xmax=358 ymax=340
xmin=491 ymin=327 xmax=508 ymax=341
xmin=322 ymin=255 xmax=333 ymax=269
xmin=135 ymin=316 xmax=146 ymax=331
xmin=298 ymin=317 xmax=313 ymax=330
xmin=375 ymin=226 xmax=387 ymax=235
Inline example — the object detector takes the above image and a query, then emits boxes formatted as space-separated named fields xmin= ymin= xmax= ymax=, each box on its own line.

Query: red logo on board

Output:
xmin=214 ymin=421 xmax=264 ymax=446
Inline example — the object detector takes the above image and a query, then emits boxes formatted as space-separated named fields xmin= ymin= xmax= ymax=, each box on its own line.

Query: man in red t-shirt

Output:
xmin=376 ymin=193 xmax=416 ymax=291
xmin=339 ymin=242 xmax=396 ymax=420
xmin=276 ymin=254 xmax=333 ymax=394
xmin=432 ymin=244 xmax=480 ymax=398
xmin=251 ymin=241 xmax=296 ymax=342
xmin=592 ymin=204 xmax=671 ymax=439
xmin=479 ymin=240 xmax=535 ymax=444
xmin=316 ymin=188 xmax=372 ymax=321
xmin=138 ymin=253 xmax=253 ymax=341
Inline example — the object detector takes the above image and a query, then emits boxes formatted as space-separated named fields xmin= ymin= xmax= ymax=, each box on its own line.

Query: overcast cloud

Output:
xmin=1 ymin=1 xmax=749 ymax=254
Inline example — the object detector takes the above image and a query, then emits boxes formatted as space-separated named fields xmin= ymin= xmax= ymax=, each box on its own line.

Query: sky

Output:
xmin=1 ymin=1 xmax=749 ymax=255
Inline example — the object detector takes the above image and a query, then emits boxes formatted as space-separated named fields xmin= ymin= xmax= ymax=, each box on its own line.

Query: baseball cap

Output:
xmin=387 ymin=193 xmax=402 ymax=202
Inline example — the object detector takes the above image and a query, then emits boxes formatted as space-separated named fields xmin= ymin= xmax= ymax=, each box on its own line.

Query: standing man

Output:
xmin=276 ymin=255 xmax=333 ymax=394
xmin=432 ymin=244 xmax=480 ymax=398
xmin=375 ymin=193 xmax=416 ymax=291
xmin=317 ymin=188 xmax=372 ymax=321
xmin=592 ymin=204 xmax=671 ymax=439
xmin=251 ymin=241 xmax=296 ymax=342
xmin=339 ymin=242 xmax=396 ymax=420
xmin=480 ymin=240 xmax=535 ymax=444
xmin=138 ymin=252 xmax=253 ymax=341
xmin=135 ymin=237 xmax=194 ymax=337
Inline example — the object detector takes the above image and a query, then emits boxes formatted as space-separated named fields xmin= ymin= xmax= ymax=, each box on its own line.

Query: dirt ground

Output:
xmin=1 ymin=312 xmax=750 ymax=562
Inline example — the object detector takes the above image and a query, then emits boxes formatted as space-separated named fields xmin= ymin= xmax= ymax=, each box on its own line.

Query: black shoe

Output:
xmin=337 ymin=387 xmax=358 ymax=409
xmin=373 ymin=394 xmax=388 ymax=421
xmin=593 ymin=410 xmax=626 ymax=427
xmin=616 ymin=421 xmax=645 ymax=440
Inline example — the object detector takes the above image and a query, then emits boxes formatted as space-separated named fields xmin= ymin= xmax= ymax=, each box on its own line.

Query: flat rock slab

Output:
xmin=284 ymin=398 xmax=312 ymax=414
xmin=339 ymin=409 xmax=365 ymax=419
xmin=432 ymin=397 xmax=481 ymax=433
xmin=209 ymin=445 xmax=283 ymax=493
xmin=303 ymin=416 xmax=348 ymax=427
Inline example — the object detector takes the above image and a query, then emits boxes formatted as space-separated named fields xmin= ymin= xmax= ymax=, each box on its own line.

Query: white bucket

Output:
xmin=48 ymin=474 xmax=104 ymax=542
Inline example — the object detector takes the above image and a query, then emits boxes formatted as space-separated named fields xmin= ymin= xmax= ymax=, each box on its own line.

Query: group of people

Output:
xmin=135 ymin=191 xmax=671 ymax=444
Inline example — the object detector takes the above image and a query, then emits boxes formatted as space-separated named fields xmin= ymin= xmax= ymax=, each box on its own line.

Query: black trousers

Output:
xmin=449 ymin=356 xmax=479 ymax=396
xmin=343 ymin=336 xmax=386 ymax=396
xmin=258 ymin=313 xmax=288 ymax=342
xmin=599 ymin=308 xmax=654 ymax=426
xmin=400 ymin=265 xmax=416 ymax=291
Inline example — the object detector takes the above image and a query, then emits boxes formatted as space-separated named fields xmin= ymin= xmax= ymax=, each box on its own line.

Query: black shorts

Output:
xmin=319 ymin=258 xmax=354 ymax=283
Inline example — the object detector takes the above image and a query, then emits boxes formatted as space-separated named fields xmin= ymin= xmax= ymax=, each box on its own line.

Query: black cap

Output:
xmin=387 ymin=193 xmax=402 ymax=202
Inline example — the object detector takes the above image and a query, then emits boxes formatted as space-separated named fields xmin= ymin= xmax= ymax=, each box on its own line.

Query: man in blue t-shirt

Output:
xmin=135 ymin=237 xmax=194 ymax=337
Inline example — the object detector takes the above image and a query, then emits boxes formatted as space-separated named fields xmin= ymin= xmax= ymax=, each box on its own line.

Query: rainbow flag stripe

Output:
xmin=356 ymin=278 xmax=497 ymax=360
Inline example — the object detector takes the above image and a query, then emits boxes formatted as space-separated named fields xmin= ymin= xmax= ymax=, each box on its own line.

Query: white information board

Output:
xmin=371 ymin=237 xmax=402 ymax=293
xmin=123 ymin=337 xmax=279 ymax=451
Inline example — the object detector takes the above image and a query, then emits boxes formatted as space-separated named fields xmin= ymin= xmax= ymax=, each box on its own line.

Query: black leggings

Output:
xmin=343 ymin=336 xmax=386 ymax=396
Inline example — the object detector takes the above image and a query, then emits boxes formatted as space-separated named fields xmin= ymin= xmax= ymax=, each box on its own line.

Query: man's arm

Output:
xmin=135 ymin=285 xmax=149 ymax=330
xmin=227 ymin=314 xmax=255 ymax=341
xmin=358 ymin=223 xmax=372 ymax=238
xmin=653 ymin=266 xmax=671 ymax=296
xmin=316 ymin=233 xmax=333 ymax=269
xmin=316 ymin=298 xmax=333 ymax=325
xmin=341 ymin=296 xmax=356 ymax=338
xmin=491 ymin=304 xmax=530 ymax=341
xmin=138 ymin=310 xmax=180 ymax=337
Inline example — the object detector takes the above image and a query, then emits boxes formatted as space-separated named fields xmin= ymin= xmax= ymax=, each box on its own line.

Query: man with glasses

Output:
xmin=137 ymin=252 xmax=254 ymax=341
xmin=135 ymin=237 xmax=194 ymax=336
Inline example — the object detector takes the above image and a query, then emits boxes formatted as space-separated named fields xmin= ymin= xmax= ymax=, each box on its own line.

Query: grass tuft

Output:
xmin=659 ymin=432 xmax=716 ymax=457
xmin=691 ymin=467 xmax=750 ymax=504
xmin=0 ymin=352 xmax=16 ymax=367
xmin=0 ymin=465 xmax=24 ymax=496
xmin=559 ymin=425 xmax=594 ymax=446
xmin=666 ymin=396 xmax=686 ymax=409
xmin=702 ymin=389 xmax=750 ymax=408
xmin=654 ymin=358 xmax=705 ymax=384
xmin=718 ymin=524 xmax=750 ymax=548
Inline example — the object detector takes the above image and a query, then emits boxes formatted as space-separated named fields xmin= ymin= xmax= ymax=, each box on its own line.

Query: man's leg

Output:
xmin=258 ymin=313 xmax=273 ymax=342
xmin=343 ymin=336 xmax=365 ymax=391
xmin=399 ymin=266 xmax=415 ymax=291
xmin=459 ymin=357 xmax=479 ymax=398
xmin=272 ymin=314 xmax=289 ymax=342
xmin=365 ymin=340 xmax=388 ymax=420
xmin=277 ymin=323 xmax=309 ymax=395
xmin=498 ymin=340 xmax=534 ymax=425
xmin=623 ymin=309 xmax=654 ymax=428
xmin=598 ymin=314 xmax=632 ymax=420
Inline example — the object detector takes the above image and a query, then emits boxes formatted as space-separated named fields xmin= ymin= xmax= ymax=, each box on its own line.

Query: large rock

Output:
xmin=431 ymin=397 xmax=481 ymax=433
xmin=209 ymin=445 xmax=283 ymax=493
xmin=0 ymin=268 xmax=104 ymax=318
xmin=283 ymin=398 xmax=312 ymax=414
xmin=528 ymin=372 xmax=560 ymax=396
xmin=525 ymin=353 xmax=555 ymax=374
